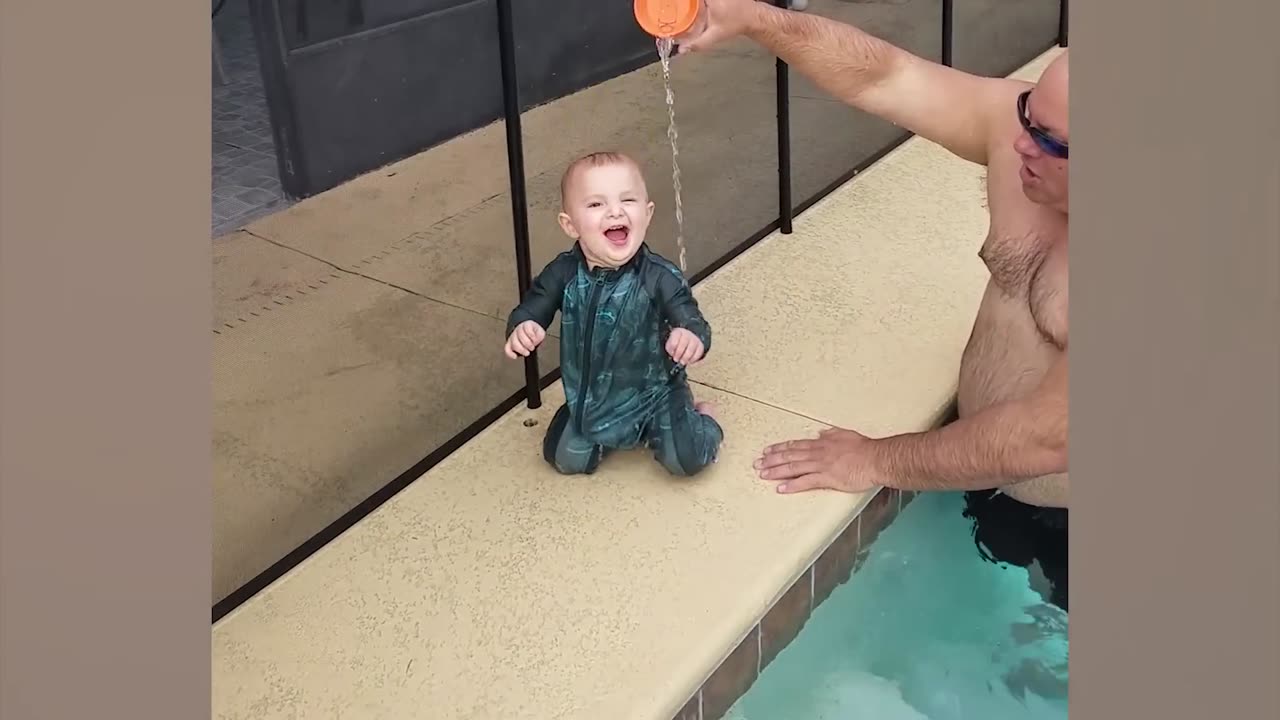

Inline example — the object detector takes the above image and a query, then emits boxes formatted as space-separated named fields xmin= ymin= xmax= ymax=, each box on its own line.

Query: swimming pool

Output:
xmin=724 ymin=491 xmax=1069 ymax=720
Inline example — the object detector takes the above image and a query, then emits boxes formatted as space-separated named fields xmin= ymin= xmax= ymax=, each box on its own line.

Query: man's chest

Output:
xmin=980 ymin=165 xmax=1068 ymax=347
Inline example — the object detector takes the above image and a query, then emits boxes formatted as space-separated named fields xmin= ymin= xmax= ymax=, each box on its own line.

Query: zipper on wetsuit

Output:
xmin=575 ymin=268 xmax=607 ymax=433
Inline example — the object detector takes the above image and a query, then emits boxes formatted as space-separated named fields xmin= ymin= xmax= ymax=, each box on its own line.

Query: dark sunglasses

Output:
xmin=1017 ymin=90 xmax=1068 ymax=159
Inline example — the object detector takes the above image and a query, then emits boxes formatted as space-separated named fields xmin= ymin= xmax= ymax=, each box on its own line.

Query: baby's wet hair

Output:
xmin=560 ymin=151 xmax=646 ymax=207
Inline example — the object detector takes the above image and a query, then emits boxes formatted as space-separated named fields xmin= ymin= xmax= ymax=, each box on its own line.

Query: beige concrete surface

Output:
xmin=212 ymin=39 xmax=1070 ymax=709
xmin=213 ymin=230 xmax=336 ymax=332
xmin=211 ymin=0 xmax=1060 ymax=602
xmin=213 ymin=383 xmax=866 ymax=720
xmin=687 ymin=136 xmax=991 ymax=435
xmin=213 ymin=272 xmax=561 ymax=602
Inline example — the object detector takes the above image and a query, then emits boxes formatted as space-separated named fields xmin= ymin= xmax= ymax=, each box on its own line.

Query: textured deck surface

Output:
xmin=212 ymin=43 xmax=1063 ymax=720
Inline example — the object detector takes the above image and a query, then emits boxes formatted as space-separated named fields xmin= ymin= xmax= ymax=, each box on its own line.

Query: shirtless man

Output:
xmin=678 ymin=1 xmax=1069 ymax=605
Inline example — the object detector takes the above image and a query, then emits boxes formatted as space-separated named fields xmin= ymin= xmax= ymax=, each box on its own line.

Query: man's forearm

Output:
xmin=870 ymin=399 xmax=1068 ymax=491
xmin=742 ymin=2 xmax=902 ymax=109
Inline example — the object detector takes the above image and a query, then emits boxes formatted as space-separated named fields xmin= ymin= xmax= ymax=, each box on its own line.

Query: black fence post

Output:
xmin=1058 ymin=0 xmax=1069 ymax=47
xmin=774 ymin=0 xmax=793 ymax=234
xmin=941 ymin=0 xmax=954 ymax=67
xmin=496 ymin=0 xmax=542 ymax=410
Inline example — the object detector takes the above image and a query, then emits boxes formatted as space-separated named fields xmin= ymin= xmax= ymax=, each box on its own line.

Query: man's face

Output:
xmin=559 ymin=163 xmax=656 ymax=268
xmin=1014 ymin=61 xmax=1069 ymax=213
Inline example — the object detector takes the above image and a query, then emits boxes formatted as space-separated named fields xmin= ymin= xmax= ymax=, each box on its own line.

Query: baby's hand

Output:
xmin=666 ymin=328 xmax=705 ymax=366
xmin=504 ymin=321 xmax=546 ymax=359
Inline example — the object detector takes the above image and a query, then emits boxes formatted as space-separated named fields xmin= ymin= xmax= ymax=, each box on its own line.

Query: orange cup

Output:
xmin=633 ymin=0 xmax=700 ymax=39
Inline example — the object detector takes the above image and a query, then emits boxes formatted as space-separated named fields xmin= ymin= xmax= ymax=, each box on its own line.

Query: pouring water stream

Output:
xmin=655 ymin=37 xmax=687 ymax=273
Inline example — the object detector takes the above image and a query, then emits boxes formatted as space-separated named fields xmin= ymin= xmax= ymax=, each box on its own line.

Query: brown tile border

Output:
xmin=669 ymin=485 xmax=916 ymax=720
xmin=673 ymin=694 xmax=702 ymax=720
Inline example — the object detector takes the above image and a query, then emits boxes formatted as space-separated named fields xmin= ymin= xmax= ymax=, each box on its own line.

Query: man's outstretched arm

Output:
xmin=679 ymin=0 xmax=1018 ymax=166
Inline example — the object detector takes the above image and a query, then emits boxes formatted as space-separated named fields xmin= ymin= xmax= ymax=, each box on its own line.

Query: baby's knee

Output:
xmin=542 ymin=404 xmax=605 ymax=474
xmin=658 ymin=452 xmax=715 ymax=478
xmin=549 ymin=452 xmax=603 ymax=475
xmin=655 ymin=426 xmax=723 ymax=478
xmin=547 ymin=441 xmax=606 ymax=475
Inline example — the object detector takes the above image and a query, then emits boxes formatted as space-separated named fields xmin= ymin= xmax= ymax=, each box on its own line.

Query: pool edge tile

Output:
xmin=759 ymin=566 xmax=814 ymax=671
xmin=812 ymin=512 xmax=861 ymax=607
xmin=672 ymin=692 xmax=701 ymax=720
xmin=668 ymin=477 xmax=935 ymax=720
xmin=854 ymin=488 xmax=900 ymax=572
xmin=699 ymin=625 xmax=760 ymax=720
xmin=675 ymin=424 xmax=940 ymax=718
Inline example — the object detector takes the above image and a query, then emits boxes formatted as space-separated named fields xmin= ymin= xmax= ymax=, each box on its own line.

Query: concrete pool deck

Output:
xmin=211 ymin=45 xmax=1064 ymax=720
xmin=211 ymin=0 xmax=1064 ymax=605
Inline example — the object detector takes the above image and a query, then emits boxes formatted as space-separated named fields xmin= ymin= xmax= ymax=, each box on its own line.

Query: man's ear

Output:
xmin=646 ymin=200 xmax=655 ymax=219
xmin=557 ymin=212 xmax=579 ymax=238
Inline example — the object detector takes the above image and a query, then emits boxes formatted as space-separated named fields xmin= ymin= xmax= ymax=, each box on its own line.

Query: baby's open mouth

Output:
xmin=604 ymin=225 xmax=630 ymax=245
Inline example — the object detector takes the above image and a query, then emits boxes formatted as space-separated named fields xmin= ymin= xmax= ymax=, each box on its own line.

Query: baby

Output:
xmin=504 ymin=151 xmax=724 ymax=477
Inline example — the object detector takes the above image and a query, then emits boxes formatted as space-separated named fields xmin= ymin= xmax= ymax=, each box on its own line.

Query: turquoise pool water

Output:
xmin=726 ymin=491 xmax=1069 ymax=720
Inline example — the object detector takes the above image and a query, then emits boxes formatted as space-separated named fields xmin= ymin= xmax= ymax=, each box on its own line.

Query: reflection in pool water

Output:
xmin=726 ymin=491 xmax=1068 ymax=720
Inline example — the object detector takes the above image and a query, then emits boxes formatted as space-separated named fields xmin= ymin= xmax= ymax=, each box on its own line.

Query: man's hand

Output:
xmin=504 ymin=320 xmax=546 ymax=359
xmin=674 ymin=0 xmax=765 ymax=54
xmin=754 ymin=427 xmax=887 ymax=494
xmin=666 ymin=327 xmax=706 ymax=365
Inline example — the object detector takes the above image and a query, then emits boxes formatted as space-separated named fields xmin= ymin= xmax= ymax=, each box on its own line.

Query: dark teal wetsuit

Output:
xmin=507 ymin=243 xmax=724 ymax=477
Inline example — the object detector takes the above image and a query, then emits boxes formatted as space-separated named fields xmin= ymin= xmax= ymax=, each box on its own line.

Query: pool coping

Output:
xmin=662 ymin=45 xmax=1065 ymax=719
xmin=210 ymin=46 xmax=1065 ymax=720
xmin=671 ymin=484 xmax=920 ymax=720
xmin=209 ymin=136 xmax=975 ymax=716
xmin=666 ymin=394 xmax=962 ymax=720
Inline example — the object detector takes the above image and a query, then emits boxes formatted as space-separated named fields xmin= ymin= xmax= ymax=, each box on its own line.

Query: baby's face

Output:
xmin=559 ymin=163 xmax=655 ymax=269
